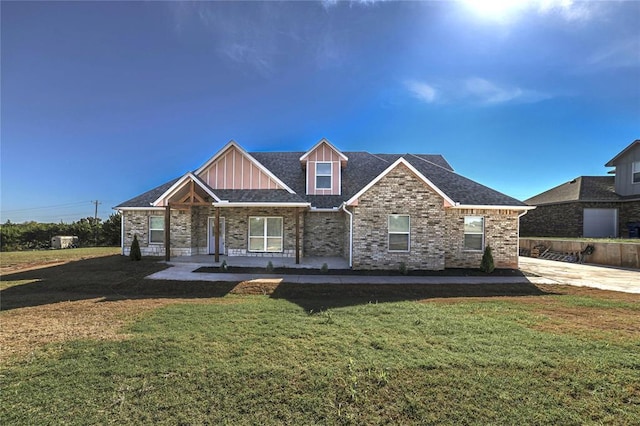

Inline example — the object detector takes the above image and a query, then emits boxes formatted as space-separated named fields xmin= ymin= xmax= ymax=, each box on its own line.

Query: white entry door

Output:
xmin=208 ymin=217 xmax=226 ymax=254
xmin=583 ymin=208 xmax=617 ymax=238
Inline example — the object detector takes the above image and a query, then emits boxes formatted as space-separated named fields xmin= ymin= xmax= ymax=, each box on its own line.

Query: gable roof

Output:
xmin=525 ymin=176 xmax=620 ymax=206
xmin=117 ymin=142 xmax=528 ymax=210
xmin=605 ymin=140 xmax=640 ymax=167
xmin=152 ymin=172 xmax=221 ymax=206
xmin=299 ymin=138 xmax=348 ymax=163
xmin=345 ymin=157 xmax=455 ymax=206
xmin=195 ymin=140 xmax=296 ymax=193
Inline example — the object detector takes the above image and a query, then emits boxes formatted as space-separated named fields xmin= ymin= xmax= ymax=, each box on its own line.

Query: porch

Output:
xmin=168 ymin=255 xmax=350 ymax=270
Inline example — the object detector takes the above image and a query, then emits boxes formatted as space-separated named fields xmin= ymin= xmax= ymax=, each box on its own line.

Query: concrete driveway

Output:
xmin=519 ymin=256 xmax=640 ymax=294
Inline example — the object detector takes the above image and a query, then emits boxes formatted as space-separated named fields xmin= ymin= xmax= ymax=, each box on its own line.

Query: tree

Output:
xmin=130 ymin=234 xmax=142 ymax=261
xmin=101 ymin=213 xmax=121 ymax=246
xmin=480 ymin=245 xmax=495 ymax=273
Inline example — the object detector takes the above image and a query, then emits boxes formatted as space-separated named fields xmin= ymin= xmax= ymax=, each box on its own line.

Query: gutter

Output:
xmin=341 ymin=203 xmax=353 ymax=268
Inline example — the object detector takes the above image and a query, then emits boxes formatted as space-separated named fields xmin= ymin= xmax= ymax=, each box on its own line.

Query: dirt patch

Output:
xmin=0 ymin=296 xmax=242 ymax=364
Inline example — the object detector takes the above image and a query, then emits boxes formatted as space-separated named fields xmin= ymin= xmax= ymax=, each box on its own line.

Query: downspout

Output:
xmin=120 ymin=210 xmax=124 ymax=256
xmin=341 ymin=203 xmax=353 ymax=268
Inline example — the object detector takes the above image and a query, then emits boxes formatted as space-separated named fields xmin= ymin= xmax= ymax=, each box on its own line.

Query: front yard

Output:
xmin=1 ymin=252 xmax=638 ymax=424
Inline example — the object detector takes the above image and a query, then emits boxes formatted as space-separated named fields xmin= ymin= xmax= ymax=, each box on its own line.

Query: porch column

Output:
xmin=295 ymin=208 xmax=300 ymax=264
xmin=214 ymin=206 xmax=220 ymax=263
xmin=164 ymin=204 xmax=171 ymax=262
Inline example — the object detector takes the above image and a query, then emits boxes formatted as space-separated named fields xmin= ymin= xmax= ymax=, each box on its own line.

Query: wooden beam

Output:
xmin=164 ymin=204 xmax=171 ymax=262
xmin=295 ymin=208 xmax=300 ymax=264
xmin=214 ymin=206 xmax=220 ymax=263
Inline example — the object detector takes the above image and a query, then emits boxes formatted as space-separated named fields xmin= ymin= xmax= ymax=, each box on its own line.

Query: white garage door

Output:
xmin=583 ymin=208 xmax=617 ymax=238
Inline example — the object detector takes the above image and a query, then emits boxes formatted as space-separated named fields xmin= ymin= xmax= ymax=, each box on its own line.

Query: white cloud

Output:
xmin=406 ymin=77 xmax=551 ymax=105
xmin=588 ymin=37 xmax=640 ymax=69
xmin=405 ymin=80 xmax=437 ymax=103
xmin=460 ymin=0 xmax=597 ymax=23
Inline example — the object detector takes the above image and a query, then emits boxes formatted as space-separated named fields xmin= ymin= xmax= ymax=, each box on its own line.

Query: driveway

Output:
xmin=519 ymin=256 xmax=640 ymax=294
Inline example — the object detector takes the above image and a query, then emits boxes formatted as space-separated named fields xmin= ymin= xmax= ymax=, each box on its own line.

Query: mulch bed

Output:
xmin=194 ymin=266 xmax=534 ymax=277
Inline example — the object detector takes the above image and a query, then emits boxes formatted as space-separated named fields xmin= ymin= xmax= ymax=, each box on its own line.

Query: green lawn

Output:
xmin=0 ymin=247 xmax=120 ymax=271
xmin=1 ymin=256 xmax=639 ymax=425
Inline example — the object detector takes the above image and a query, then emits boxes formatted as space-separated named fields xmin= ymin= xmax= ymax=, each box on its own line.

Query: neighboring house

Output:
xmin=521 ymin=140 xmax=640 ymax=238
xmin=116 ymin=139 xmax=531 ymax=270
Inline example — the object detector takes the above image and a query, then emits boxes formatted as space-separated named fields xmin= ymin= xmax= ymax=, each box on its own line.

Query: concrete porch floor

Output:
xmin=168 ymin=255 xmax=349 ymax=270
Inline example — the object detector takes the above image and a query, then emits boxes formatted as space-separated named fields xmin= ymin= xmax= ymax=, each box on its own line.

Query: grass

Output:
xmin=1 ymin=256 xmax=639 ymax=424
xmin=0 ymin=246 xmax=120 ymax=273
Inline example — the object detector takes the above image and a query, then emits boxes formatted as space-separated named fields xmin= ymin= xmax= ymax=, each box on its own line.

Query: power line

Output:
xmin=0 ymin=201 xmax=91 ymax=213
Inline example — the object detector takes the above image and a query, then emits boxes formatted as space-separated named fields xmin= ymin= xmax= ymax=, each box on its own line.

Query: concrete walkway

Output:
xmin=518 ymin=257 xmax=640 ymax=294
xmin=145 ymin=257 xmax=639 ymax=294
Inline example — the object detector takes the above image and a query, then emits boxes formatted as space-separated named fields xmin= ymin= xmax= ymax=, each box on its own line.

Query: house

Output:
xmin=520 ymin=140 xmax=640 ymax=238
xmin=115 ymin=139 xmax=532 ymax=270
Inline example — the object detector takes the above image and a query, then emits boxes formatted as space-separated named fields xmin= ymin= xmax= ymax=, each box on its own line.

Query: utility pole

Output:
xmin=92 ymin=200 xmax=101 ymax=246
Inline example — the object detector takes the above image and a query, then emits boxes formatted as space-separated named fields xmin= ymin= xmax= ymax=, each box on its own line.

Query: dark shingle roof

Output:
xmin=115 ymin=177 xmax=180 ymax=208
xmin=117 ymin=149 xmax=526 ymax=209
xmin=525 ymin=176 xmax=619 ymax=206
xmin=213 ymin=190 xmax=307 ymax=204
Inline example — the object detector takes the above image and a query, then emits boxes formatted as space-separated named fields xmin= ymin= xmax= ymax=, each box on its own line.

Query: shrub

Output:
xmin=266 ymin=260 xmax=274 ymax=272
xmin=398 ymin=262 xmax=408 ymax=275
xmin=321 ymin=263 xmax=329 ymax=274
xmin=480 ymin=245 xmax=495 ymax=273
xmin=129 ymin=235 xmax=142 ymax=261
xmin=220 ymin=260 xmax=228 ymax=271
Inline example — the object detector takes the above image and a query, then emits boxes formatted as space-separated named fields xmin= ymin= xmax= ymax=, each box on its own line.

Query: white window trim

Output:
xmin=388 ymin=214 xmax=410 ymax=252
xmin=316 ymin=162 xmax=332 ymax=190
xmin=248 ymin=216 xmax=283 ymax=253
xmin=149 ymin=216 xmax=165 ymax=245
xmin=632 ymin=161 xmax=640 ymax=184
xmin=463 ymin=216 xmax=484 ymax=252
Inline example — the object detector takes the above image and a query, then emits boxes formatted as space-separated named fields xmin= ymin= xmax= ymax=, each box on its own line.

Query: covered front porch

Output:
xmin=168 ymin=255 xmax=350 ymax=270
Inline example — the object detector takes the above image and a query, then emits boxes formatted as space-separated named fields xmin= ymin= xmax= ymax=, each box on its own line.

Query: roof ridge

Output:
xmin=407 ymin=153 xmax=455 ymax=173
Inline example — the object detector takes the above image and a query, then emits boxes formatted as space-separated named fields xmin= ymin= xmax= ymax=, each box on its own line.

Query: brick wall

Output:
xmin=520 ymin=201 xmax=640 ymax=238
xmin=444 ymin=209 xmax=520 ymax=269
xmin=350 ymin=164 xmax=446 ymax=270
xmin=303 ymin=211 xmax=345 ymax=256
xmin=216 ymin=207 xmax=304 ymax=258
xmin=122 ymin=209 xmax=192 ymax=257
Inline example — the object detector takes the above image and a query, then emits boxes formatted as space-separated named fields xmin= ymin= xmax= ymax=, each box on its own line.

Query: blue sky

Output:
xmin=1 ymin=0 xmax=639 ymax=223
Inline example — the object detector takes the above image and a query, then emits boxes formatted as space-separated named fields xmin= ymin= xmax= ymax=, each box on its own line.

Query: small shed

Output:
xmin=51 ymin=236 xmax=79 ymax=249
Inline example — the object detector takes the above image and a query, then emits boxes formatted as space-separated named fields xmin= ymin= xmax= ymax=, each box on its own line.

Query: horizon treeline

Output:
xmin=0 ymin=213 xmax=121 ymax=251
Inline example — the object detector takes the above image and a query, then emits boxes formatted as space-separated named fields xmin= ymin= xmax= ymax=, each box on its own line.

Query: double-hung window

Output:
xmin=249 ymin=217 xmax=283 ymax=252
xmin=633 ymin=161 xmax=640 ymax=184
xmin=316 ymin=162 xmax=332 ymax=190
xmin=463 ymin=216 xmax=484 ymax=251
xmin=149 ymin=216 xmax=165 ymax=244
xmin=388 ymin=214 xmax=410 ymax=252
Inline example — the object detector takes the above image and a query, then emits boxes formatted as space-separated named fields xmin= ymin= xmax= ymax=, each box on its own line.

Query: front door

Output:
xmin=208 ymin=217 xmax=226 ymax=255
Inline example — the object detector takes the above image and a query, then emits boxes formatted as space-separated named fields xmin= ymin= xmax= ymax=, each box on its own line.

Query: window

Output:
xmin=633 ymin=161 xmax=640 ymax=184
xmin=388 ymin=214 xmax=410 ymax=251
xmin=464 ymin=216 xmax=484 ymax=251
xmin=149 ymin=216 xmax=165 ymax=244
xmin=248 ymin=217 xmax=283 ymax=252
xmin=316 ymin=162 xmax=332 ymax=189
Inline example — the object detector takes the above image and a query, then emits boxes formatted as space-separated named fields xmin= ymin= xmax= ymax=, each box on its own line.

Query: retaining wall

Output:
xmin=520 ymin=238 xmax=640 ymax=269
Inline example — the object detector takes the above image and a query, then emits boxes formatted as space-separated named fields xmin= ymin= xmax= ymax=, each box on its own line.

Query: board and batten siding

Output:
xmin=305 ymin=142 xmax=342 ymax=195
xmin=197 ymin=145 xmax=284 ymax=190
xmin=612 ymin=145 xmax=640 ymax=196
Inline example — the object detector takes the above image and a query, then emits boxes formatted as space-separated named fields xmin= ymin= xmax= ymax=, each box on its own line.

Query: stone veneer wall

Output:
xmin=520 ymin=201 xmax=640 ymax=238
xmin=214 ymin=207 xmax=304 ymax=258
xmin=444 ymin=209 xmax=520 ymax=269
xmin=350 ymin=164 xmax=447 ymax=270
xmin=303 ymin=211 xmax=345 ymax=257
xmin=122 ymin=209 xmax=192 ymax=257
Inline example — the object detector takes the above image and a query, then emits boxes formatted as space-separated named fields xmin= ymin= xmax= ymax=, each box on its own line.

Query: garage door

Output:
xmin=583 ymin=208 xmax=617 ymax=238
